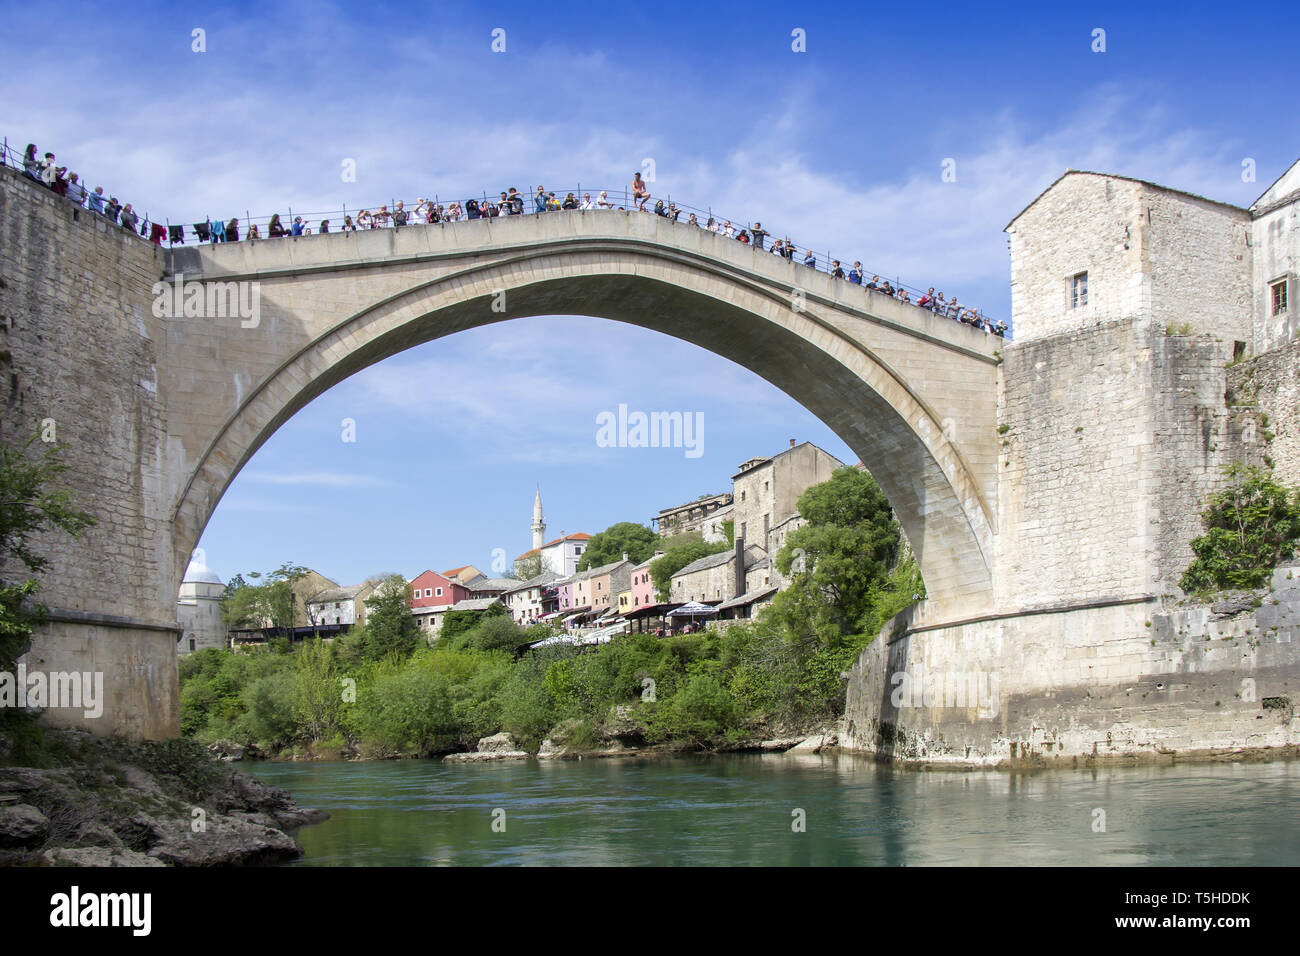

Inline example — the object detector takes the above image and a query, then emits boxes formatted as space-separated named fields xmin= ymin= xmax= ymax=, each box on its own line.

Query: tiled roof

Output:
xmin=449 ymin=597 xmax=504 ymax=612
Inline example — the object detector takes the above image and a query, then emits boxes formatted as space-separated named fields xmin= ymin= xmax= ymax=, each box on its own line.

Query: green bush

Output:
xmin=1182 ymin=464 xmax=1300 ymax=594
xmin=352 ymin=669 xmax=457 ymax=756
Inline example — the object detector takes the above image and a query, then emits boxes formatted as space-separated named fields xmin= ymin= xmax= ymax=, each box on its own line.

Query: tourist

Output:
xmin=227 ymin=217 xmax=240 ymax=241
xmin=687 ymin=212 xmax=699 ymax=227
xmin=803 ymin=249 xmax=816 ymax=268
xmin=654 ymin=198 xmax=667 ymax=217
xmin=898 ymin=289 xmax=911 ymax=304
xmin=22 ymin=144 xmax=41 ymax=181
xmin=447 ymin=201 xmax=462 ymax=221
xmin=291 ymin=216 xmax=306 ymax=237
xmin=87 ymin=186 xmax=105 ymax=214
xmin=866 ymin=275 xmax=879 ymax=291
xmin=39 ymin=152 xmax=58 ymax=188
xmin=722 ymin=220 xmax=734 ymax=238
xmin=341 ymin=215 xmax=356 ymax=232
xmin=878 ymin=279 xmax=894 ymax=296
xmin=534 ymin=186 xmax=547 ymax=213
xmin=631 ymin=172 xmax=650 ymax=211
xmin=104 ymin=196 xmax=122 ymax=224
xmin=268 ymin=213 xmax=287 ymax=237
xmin=415 ymin=197 xmax=430 ymax=221
xmin=917 ymin=287 xmax=934 ymax=310
xmin=580 ymin=192 xmax=595 ymax=210
xmin=831 ymin=259 xmax=845 ymax=279
xmin=393 ymin=201 xmax=408 ymax=227
xmin=247 ymin=223 xmax=261 ymax=239
xmin=318 ymin=220 xmax=329 ymax=234
xmin=848 ymin=261 xmax=863 ymax=285
xmin=562 ymin=192 xmax=578 ymax=210
xmin=750 ymin=222 xmax=768 ymax=250
xmin=62 ymin=173 xmax=86 ymax=206
xmin=374 ymin=205 xmax=391 ymax=227
xmin=781 ymin=238 xmax=795 ymax=261
xmin=119 ymin=203 xmax=138 ymax=232
xmin=356 ymin=209 xmax=373 ymax=229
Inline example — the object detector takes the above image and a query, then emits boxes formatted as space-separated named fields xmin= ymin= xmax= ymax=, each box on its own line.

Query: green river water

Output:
xmin=245 ymin=753 xmax=1300 ymax=866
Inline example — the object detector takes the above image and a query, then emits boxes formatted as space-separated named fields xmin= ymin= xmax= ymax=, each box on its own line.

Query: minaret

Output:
xmin=531 ymin=486 xmax=546 ymax=550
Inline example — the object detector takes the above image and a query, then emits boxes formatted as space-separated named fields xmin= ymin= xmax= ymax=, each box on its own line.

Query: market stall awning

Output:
xmin=668 ymin=601 xmax=720 ymax=617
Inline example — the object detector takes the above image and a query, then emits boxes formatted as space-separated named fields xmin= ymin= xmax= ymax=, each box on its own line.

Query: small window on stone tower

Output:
xmin=1069 ymin=271 xmax=1089 ymax=309
xmin=1271 ymin=278 xmax=1289 ymax=317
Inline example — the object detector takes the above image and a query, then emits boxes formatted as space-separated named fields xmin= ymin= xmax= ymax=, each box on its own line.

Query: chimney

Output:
xmin=622 ymin=552 xmax=629 ymax=562
xmin=789 ymin=438 xmax=796 ymax=448
xmin=733 ymin=535 xmax=746 ymax=599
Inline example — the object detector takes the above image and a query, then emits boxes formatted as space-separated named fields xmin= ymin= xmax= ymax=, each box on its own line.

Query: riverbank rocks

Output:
xmin=207 ymin=740 xmax=247 ymax=762
xmin=785 ymin=732 xmax=839 ymax=754
xmin=42 ymin=847 xmax=165 ymax=867
xmin=537 ymin=739 xmax=567 ymax=759
xmin=0 ymin=803 xmax=49 ymax=847
xmin=0 ymin=728 xmax=326 ymax=866
xmin=760 ymin=738 xmax=807 ymax=751
xmin=478 ymin=732 xmax=520 ymax=753
xmin=444 ymin=732 xmax=530 ymax=762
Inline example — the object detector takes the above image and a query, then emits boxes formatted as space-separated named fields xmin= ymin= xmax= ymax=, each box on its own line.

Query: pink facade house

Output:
xmin=410 ymin=570 xmax=470 ymax=609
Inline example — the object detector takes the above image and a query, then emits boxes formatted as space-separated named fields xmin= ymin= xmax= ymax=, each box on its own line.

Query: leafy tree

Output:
xmin=720 ymin=519 xmax=735 ymax=546
xmin=772 ymin=467 xmax=903 ymax=645
xmin=222 ymin=563 xmax=309 ymax=630
xmin=294 ymin=639 xmax=341 ymax=741
xmin=362 ymin=574 xmax=420 ymax=660
xmin=1181 ymin=464 xmax=1300 ymax=594
xmin=578 ymin=521 xmax=658 ymax=571
xmin=0 ymin=437 xmax=96 ymax=674
xmin=650 ymin=539 xmax=729 ymax=600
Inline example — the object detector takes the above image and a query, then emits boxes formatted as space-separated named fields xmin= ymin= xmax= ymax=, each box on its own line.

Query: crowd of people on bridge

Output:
xmin=7 ymin=140 xmax=1006 ymax=336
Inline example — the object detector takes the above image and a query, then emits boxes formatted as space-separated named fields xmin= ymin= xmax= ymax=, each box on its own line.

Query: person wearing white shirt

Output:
xmin=596 ymin=190 xmax=615 ymax=209
xmin=580 ymin=193 xmax=595 ymax=210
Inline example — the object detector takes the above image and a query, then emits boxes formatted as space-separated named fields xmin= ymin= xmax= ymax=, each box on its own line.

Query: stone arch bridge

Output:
xmin=23 ymin=165 xmax=1272 ymax=763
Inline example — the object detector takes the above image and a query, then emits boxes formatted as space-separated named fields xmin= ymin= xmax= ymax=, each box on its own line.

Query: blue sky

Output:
xmin=4 ymin=1 xmax=1297 ymax=586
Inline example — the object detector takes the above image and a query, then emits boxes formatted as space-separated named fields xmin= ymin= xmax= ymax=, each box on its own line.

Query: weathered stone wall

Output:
xmin=0 ymin=168 xmax=178 ymax=738
xmin=1227 ymin=330 xmax=1300 ymax=488
xmin=842 ymin=566 xmax=1300 ymax=766
xmin=996 ymin=317 xmax=1256 ymax=612
xmin=1145 ymin=187 xmax=1252 ymax=345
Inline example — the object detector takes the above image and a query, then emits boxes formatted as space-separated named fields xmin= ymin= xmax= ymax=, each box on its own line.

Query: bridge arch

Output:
xmin=166 ymin=213 xmax=1000 ymax=618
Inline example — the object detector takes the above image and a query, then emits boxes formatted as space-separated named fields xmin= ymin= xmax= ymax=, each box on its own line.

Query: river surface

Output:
xmin=246 ymin=754 xmax=1300 ymax=866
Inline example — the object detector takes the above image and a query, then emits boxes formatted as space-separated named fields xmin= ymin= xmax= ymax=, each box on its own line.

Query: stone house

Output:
xmin=504 ymin=571 xmax=560 ymax=625
xmin=669 ymin=541 xmax=767 ymax=605
xmin=731 ymin=440 xmax=843 ymax=553
xmin=304 ymin=581 xmax=377 ymax=629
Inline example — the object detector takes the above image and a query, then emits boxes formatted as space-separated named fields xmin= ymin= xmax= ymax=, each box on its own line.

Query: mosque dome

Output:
xmin=183 ymin=556 xmax=224 ymax=586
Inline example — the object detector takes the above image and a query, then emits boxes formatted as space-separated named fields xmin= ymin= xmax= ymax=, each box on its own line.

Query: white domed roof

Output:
xmin=183 ymin=557 xmax=224 ymax=586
